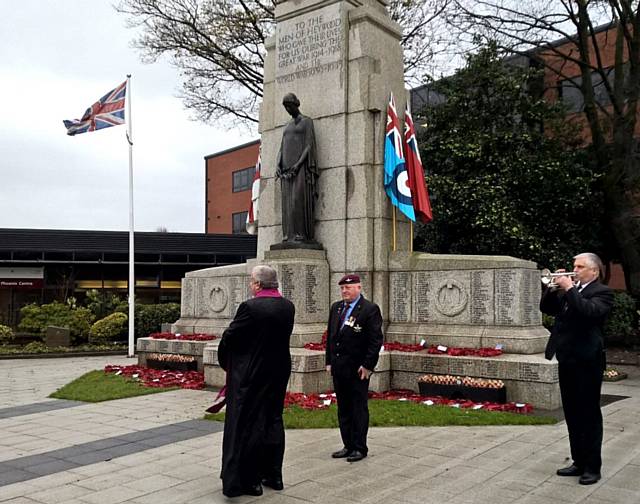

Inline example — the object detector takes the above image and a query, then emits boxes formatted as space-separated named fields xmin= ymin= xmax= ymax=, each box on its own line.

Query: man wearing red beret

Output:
xmin=326 ymin=274 xmax=383 ymax=462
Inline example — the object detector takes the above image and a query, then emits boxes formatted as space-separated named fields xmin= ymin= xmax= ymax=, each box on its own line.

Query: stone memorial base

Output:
xmin=136 ymin=338 xmax=209 ymax=372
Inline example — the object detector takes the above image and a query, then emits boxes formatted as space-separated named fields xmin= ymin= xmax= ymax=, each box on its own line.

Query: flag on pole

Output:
xmin=63 ymin=81 xmax=127 ymax=135
xmin=404 ymin=107 xmax=433 ymax=223
xmin=384 ymin=92 xmax=415 ymax=221
xmin=246 ymin=152 xmax=261 ymax=234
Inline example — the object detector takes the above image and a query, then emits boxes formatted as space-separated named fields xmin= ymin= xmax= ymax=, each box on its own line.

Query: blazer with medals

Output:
xmin=540 ymin=281 xmax=613 ymax=363
xmin=325 ymin=296 xmax=383 ymax=378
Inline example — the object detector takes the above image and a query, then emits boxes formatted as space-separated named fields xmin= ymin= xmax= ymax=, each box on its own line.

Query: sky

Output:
xmin=0 ymin=1 xmax=255 ymax=233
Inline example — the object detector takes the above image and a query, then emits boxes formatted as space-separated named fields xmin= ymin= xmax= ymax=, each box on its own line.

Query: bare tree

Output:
xmin=116 ymin=0 xmax=450 ymax=125
xmin=444 ymin=0 xmax=640 ymax=294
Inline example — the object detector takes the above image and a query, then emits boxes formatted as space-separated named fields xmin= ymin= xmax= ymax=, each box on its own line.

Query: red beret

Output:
xmin=338 ymin=274 xmax=361 ymax=285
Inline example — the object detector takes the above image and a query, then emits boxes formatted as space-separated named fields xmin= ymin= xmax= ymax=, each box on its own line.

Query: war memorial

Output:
xmin=137 ymin=0 xmax=560 ymax=410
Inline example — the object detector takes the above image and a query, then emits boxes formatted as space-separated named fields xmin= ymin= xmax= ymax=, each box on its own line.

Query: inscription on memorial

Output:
xmin=305 ymin=265 xmax=318 ymax=314
xmin=414 ymin=272 xmax=431 ymax=322
xmin=228 ymin=277 xmax=245 ymax=318
xmin=157 ymin=341 xmax=169 ymax=353
xmin=448 ymin=359 xmax=466 ymax=376
xmin=281 ymin=265 xmax=295 ymax=302
xmin=495 ymin=270 xmax=517 ymax=325
xmin=391 ymin=272 xmax=411 ymax=322
xmin=519 ymin=362 xmax=541 ymax=381
xmin=521 ymin=270 xmax=540 ymax=325
xmin=470 ymin=270 xmax=492 ymax=324
xmin=275 ymin=4 xmax=343 ymax=83
xmin=483 ymin=360 xmax=499 ymax=378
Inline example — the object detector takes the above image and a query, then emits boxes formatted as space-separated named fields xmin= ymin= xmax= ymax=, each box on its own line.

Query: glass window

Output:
xmin=232 ymin=167 xmax=254 ymax=193
xmin=232 ymin=211 xmax=248 ymax=234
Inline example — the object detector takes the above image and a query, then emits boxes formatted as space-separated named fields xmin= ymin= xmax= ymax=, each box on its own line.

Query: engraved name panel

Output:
xmin=470 ymin=270 xmax=493 ymax=325
xmin=390 ymin=272 xmax=411 ymax=322
xmin=414 ymin=272 xmax=432 ymax=323
xmin=495 ymin=270 xmax=517 ymax=325
xmin=305 ymin=265 xmax=319 ymax=314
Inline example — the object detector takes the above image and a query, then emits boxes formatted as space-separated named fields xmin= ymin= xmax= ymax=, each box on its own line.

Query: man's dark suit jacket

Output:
xmin=541 ymin=281 xmax=613 ymax=363
xmin=325 ymin=296 xmax=383 ymax=378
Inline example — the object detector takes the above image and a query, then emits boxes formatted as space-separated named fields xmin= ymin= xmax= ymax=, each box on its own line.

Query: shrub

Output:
xmin=604 ymin=291 xmax=638 ymax=347
xmin=84 ymin=289 xmax=126 ymax=319
xmin=135 ymin=303 xmax=180 ymax=339
xmin=89 ymin=312 xmax=128 ymax=344
xmin=23 ymin=341 xmax=49 ymax=353
xmin=0 ymin=324 xmax=14 ymax=344
xmin=18 ymin=302 xmax=95 ymax=344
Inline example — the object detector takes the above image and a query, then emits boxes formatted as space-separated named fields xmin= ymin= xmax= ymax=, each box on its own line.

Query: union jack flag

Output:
xmin=63 ymin=81 xmax=127 ymax=136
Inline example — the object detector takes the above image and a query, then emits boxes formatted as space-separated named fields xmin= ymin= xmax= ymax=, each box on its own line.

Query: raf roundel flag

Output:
xmin=63 ymin=81 xmax=127 ymax=136
xmin=384 ymin=92 xmax=415 ymax=221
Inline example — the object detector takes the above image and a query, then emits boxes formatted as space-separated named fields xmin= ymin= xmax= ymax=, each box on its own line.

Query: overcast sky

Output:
xmin=0 ymin=1 xmax=255 ymax=234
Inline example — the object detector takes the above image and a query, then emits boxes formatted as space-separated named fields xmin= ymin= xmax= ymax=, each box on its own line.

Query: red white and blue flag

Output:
xmin=384 ymin=92 xmax=415 ymax=221
xmin=404 ymin=107 xmax=433 ymax=223
xmin=63 ymin=81 xmax=127 ymax=136
xmin=245 ymin=152 xmax=261 ymax=235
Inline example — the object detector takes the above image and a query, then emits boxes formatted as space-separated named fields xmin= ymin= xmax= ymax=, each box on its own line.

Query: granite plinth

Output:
xmin=136 ymin=338 xmax=210 ymax=373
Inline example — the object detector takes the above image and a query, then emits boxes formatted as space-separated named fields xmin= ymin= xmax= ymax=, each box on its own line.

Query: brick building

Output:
xmin=205 ymin=139 xmax=260 ymax=234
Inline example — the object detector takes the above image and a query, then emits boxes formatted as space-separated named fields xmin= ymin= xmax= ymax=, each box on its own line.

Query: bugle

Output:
xmin=541 ymin=268 xmax=576 ymax=289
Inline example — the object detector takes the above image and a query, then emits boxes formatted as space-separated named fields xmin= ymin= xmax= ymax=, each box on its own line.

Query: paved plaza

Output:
xmin=1 ymin=356 xmax=639 ymax=504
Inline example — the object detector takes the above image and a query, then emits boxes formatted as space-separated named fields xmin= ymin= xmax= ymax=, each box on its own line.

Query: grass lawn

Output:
xmin=205 ymin=401 xmax=557 ymax=428
xmin=50 ymin=370 xmax=178 ymax=402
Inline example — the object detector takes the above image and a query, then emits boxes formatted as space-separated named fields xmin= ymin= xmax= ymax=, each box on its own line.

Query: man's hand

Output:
xmin=358 ymin=366 xmax=371 ymax=380
xmin=554 ymin=269 xmax=574 ymax=291
xmin=326 ymin=365 xmax=331 ymax=373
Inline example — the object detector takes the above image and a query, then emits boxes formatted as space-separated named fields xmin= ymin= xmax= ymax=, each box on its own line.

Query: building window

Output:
xmin=558 ymin=66 xmax=618 ymax=114
xmin=232 ymin=167 xmax=254 ymax=193
xmin=232 ymin=211 xmax=248 ymax=234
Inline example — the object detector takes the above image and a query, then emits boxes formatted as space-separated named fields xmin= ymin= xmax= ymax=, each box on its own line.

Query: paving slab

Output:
xmin=1 ymin=358 xmax=640 ymax=503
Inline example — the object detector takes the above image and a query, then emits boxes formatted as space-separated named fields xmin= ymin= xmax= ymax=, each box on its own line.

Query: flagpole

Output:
xmin=410 ymin=220 xmax=413 ymax=253
xmin=392 ymin=205 xmax=397 ymax=252
xmin=126 ymin=74 xmax=135 ymax=358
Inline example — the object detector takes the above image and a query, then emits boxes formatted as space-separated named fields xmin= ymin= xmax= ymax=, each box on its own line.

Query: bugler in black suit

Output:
xmin=218 ymin=293 xmax=295 ymax=497
xmin=326 ymin=285 xmax=383 ymax=458
xmin=541 ymin=256 xmax=613 ymax=482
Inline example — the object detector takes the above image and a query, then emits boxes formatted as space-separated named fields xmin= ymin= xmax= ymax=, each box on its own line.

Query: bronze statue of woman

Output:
xmin=273 ymin=93 xmax=321 ymax=249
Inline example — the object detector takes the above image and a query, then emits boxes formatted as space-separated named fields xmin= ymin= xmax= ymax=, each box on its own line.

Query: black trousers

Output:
xmin=558 ymin=354 xmax=605 ymax=473
xmin=333 ymin=373 xmax=370 ymax=455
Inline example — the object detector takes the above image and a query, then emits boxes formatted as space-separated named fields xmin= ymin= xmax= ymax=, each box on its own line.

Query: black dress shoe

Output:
xmin=223 ymin=484 xmax=263 ymax=498
xmin=346 ymin=450 xmax=366 ymax=462
xmin=579 ymin=472 xmax=601 ymax=485
xmin=261 ymin=477 xmax=284 ymax=490
xmin=331 ymin=448 xmax=352 ymax=458
xmin=556 ymin=464 xmax=583 ymax=476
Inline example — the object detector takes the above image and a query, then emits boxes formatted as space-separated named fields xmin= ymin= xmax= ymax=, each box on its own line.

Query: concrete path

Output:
xmin=1 ymin=356 xmax=639 ymax=504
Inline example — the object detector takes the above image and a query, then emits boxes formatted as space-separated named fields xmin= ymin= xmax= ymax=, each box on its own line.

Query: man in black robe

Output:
xmin=218 ymin=265 xmax=295 ymax=497
xmin=325 ymin=274 xmax=383 ymax=462
xmin=541 ymin=253 xmax=613 ymax=485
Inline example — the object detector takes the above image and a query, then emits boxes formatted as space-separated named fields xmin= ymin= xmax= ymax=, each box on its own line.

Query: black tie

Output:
xmin=339 ymin=303 xmax=349 ymax=327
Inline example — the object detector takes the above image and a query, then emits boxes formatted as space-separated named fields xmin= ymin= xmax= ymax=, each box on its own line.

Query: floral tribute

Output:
xmin=104 ymin=364 xmax=205 ymax=389
xmin=284 ymin=389 xmax=532 ymax=414
xmin=426 ymin=346 xmax=503 ymax=357
xmin=148 ymin=332 xmax=217 ymax=341
xmin=418 ymin=373 xmax=504 ymax=389
xmin=304 ymin=330 xmax=328 ymax=351
xmin=147 ymin=353 xmax=196 ymax=363
xmin=304 ymin=335 xmax=503 ymax=357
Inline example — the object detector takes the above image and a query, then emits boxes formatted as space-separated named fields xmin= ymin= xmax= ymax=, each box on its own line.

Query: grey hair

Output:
xmin=574 ymin=252 xmax=605 ymax=280
xmin=251 ymin=265 xmax=279 ymax=289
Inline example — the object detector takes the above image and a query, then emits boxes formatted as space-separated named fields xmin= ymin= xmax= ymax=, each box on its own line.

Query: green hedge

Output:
xmin=89 ymin=312 xmax=128 ymax=344
xmin=18 ymin=302 xmax=95 ymax=344
xmin=135 ymin=303 xmax=180 ymax=339
xmin=605 ymin=291 xmax=638 ymax=347
xmin=0 ymin=324 xmax=14 ymax=344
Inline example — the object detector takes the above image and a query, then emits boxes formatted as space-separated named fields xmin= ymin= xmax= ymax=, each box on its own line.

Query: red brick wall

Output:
xmin=205 ymin=140 xmax=260 ymax=234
